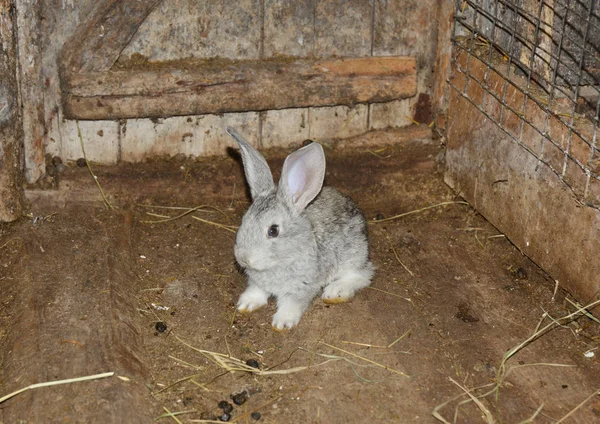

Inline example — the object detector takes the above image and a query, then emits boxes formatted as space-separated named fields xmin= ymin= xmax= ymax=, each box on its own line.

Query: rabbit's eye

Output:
xmin=267 ymin=224 xmax=279 ymax=238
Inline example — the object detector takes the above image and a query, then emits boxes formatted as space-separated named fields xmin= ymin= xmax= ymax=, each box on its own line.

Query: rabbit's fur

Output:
xmin=227 ymin=127 xmax=374 ymax=330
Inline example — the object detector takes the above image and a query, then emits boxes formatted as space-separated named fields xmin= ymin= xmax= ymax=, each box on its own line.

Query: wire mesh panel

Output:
xmin=451 ymin=0 xmax=600 ymax=205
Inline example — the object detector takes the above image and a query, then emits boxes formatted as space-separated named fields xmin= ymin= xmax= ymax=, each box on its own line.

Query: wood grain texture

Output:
xmin=264 ymin=0 xmax=314 ymax=57
xmin=432 ymin=0 xmax=454 ymax=118
xmin=0 ymin=0 xmax=23 ymax=220
xmin=121 ymin=0 xmax=261 ymax=61
xmin=63 ymin=56 xmax=416 ymax=120
xmin=315 ymin=0 xmax=371 ymax=57
xmin=16 ymin=0 xmax=45 ymax=183
xmin=60 ymin=0 xmax=163 ymax=74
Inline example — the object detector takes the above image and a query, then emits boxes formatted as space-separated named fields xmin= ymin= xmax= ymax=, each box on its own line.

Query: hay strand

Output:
xmin=191 ymin=216 xmax=238 ymax=233
xmin=176 ymin=337 xmax=333 ymax=376
xmin=388 ymin=328 xmax=412 ymax=348
xmin=565 ymin=297 xmax=600 ymax=325
xmin=367 ymin=286 xmax=413 ymax=303
xmin=370 ymin=201 xmax=469 ymax=223
xmin=155 ymin=408 xmax=196 ymax=422
xmin=341 ymin=341 xmax=388 ymax=349
xmin=0 ymin=237 xmax=22 ymax=250
xmin=497 ymin=298 xmax=600 ymax=388
xmin=432 ymin=382 xmax=496 ymax=423
xmin=161 ymin=407 xmax=184 ymax=424
xmin=433 ymin=362 xmax=576 ymax=422
xmin=138 ymin=203 xmax=237 ymax=233
xmin=555 ymin=389 xmax=600 ymax=423
xmin=517 ymin=403 xmax=544 ymax=424
xmin=367 ymin=148 xmax=392 ymax=159
xmin=0 ymin=371 xmax=114 ymax=404
xmin=432 ymin=299 xmax=600 ymax=421
xmin=140 ymin=205 xmax=225 ymax=224
xmin=319 ymin=342 xmax=409 ymax=377
xmin=76 ymin=121 xmax=112 ymax=210
xmin=151 ymin=373 xmax=204 ymax=396
xmin=384 ymin=231 xmax=415 ymax=276
xmin=448 ymin=377 xmax=495 ymax=424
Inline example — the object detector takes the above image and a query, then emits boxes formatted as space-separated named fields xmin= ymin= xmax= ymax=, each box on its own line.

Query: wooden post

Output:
xmin=16 ymin=0 xmax=45 ymax=183
xmin=431 ymin=0 xmax=455 ymax=129
xmin=0 ymin=0 xmax=23 ymax=222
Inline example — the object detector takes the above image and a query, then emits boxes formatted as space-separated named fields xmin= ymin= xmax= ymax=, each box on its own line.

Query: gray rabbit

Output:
xmin=226 ymin=127 xmax=374 ymax=330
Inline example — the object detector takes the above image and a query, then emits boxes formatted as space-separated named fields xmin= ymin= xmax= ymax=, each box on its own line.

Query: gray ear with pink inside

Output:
xmin=226 ymin=127 xmax=275 ymax=199
xmin=278 ymin=142 xmax=326 ymax=212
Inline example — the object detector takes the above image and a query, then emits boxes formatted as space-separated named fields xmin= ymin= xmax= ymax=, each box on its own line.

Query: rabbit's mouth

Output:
xmin=239 ymin=261 xmax=269 ymax=272
xmin=236 ymin=254 xmax=264 ymax=271
xmin=235 ymin=253 xmax=277 ymax=272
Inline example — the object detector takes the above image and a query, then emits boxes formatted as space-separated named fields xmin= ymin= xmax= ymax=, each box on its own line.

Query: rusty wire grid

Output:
xmin=450 ymin=0 xmax=600 ymax=204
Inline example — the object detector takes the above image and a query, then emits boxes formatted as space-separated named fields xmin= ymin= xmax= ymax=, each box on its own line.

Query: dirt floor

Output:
xmin=1 ymin=128 xmax=600 ymax=423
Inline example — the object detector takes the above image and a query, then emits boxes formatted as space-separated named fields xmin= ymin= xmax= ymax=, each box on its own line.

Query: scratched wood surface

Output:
xmin=30 ymin=0 xmax=439 ymax=169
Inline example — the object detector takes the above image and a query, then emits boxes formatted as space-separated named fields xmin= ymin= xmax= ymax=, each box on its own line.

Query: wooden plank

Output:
xmin=120 ymin=0 xmax=261 ymax=61
xmin=60 ymin=0 xmax=163 ymax=74
xmin=62 ymin=56 xmax=416 ymax=120
xmin=369 ymin=100 xmax=414 ymax=129
xmin=60 ymin=120 xmax=120 ymax=163
xmin=39 ymin=1 xmax=99 ymax=169
xmin=264 ymin=0 xmax=314 ymax=57
xmin=308 ymin=105 xmax=368 ymax=140
xmin=16 ymin=0 xmax=45 ymax=183
xmin=65 ymin=56 xmax=416 ymax=96
xmin=314 ymin=0 xmax=371 ymax=57
xmin=431 ymin=0 xmax=455 ymax=122
xmin=120 ymin=112 xmax=259 ymax=162
xmin=262 ymin=109 xmax=309 ymax=148
xmin=0 ymin=0 xmax=23 ymax=221
xmin=370 ymin=0 xmax=439 ymax=130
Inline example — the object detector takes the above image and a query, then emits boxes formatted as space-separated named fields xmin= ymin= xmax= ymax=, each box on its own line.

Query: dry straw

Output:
xmin=0 ymin=372 xmax=114 ymax=404
xmin=370 ymin=201 xmax=469 ymax=224
xmin=176 ymin=336 xmax=336 ymax=376
xmin=433 ymin=298 xmax=600 ymax=423
xmin=76 ymin=121 xmax=113 ymax=210
xmin=138 ymin=204 xmax=238 ymax=233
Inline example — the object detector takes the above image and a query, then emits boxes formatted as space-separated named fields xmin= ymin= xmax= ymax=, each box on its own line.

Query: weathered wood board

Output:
xmin=62 ymin=56 xmax=417 ymax=120
xmin=17 ymin=0 xmax=45 ymax=182
xmin=0 ymin=0 xmax=24 ymax=221
xmin=23 ymin=0 xmax=440 ymax=172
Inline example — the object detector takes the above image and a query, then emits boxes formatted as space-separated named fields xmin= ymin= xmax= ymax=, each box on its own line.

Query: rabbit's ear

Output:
xmin=227 ymin=127 xmax=275 ymax=198
xmin=279 ymin=142 xmax=325 ymax=212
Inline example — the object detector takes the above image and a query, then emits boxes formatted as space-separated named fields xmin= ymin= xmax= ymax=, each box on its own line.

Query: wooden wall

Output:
xmin=20 ymin=0 xmax=441 ymax=182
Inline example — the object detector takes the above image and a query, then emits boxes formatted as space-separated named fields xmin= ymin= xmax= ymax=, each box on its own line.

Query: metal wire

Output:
xmin=452 ymin=0 xmax=600 ymax=202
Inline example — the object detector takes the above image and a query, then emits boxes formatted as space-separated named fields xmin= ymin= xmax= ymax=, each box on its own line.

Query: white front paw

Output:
xmin=322 ymin=283 xmax=354 ymax=304
xmin=271 ymin=306 xmax=302 ymax=331
xmin=237 ymin=286 xmax=269 ymax=313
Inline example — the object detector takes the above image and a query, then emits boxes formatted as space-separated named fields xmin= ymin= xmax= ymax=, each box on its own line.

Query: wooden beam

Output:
xmin=0 ymin=0 xmax=24 ymax=221
xmin=16 ymin=0 xmax=45 ymax=183
xmin=432 ymin=0 xmax=454 ymax=120
xmin=62 ymin=56 xmax=417 ymax=120
xmin=60 ymin=0 xmax=163 ymax=74
xmin=58 ymin=0 xmax=416 ymax=120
